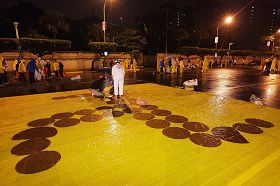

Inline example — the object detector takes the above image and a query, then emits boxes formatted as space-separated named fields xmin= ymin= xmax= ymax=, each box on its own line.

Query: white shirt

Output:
xmin=112 ymin=63 xmax=125 ymax=80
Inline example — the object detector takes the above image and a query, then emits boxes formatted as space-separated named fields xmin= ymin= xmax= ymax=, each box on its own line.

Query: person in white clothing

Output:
xmin=112 ymin=59 xmax=125 ymax=99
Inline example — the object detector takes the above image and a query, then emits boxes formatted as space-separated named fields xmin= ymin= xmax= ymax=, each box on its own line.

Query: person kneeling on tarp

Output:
xmin=89 ymin=74 xmax=106 ymax=97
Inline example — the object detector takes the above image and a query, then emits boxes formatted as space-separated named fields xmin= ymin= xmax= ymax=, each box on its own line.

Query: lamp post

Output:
xmin=13 ymin=22 xmax=21 ymax=57
xmin=228 ymin=42 xmax=234 ymax=56
xmin=13 ymin=22 xmax=19 ymax=39
xmin=215 ymin=16 xmax=233 ymax=50
xmin=103 ymin=0 xmax=114 ymax=42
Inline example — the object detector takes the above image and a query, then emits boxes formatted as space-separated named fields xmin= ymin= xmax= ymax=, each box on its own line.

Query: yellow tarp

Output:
xmin=0 ymin=83 xmax=279 ymax=185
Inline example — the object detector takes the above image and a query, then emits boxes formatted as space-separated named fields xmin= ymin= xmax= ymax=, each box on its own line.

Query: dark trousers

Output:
xmin=19 ymin=73 xmax=25 ymax=82
xmin=59 ymin=70 xmax=64 ymax=78
xmin=0 ymin=73 xmax=4 ymax=84
xmin=265 ymin=62 xmax=272 ymax=75
xmin=160 ymin=67 xmax=164 ymax=73
xmin=3 ymin=70 xmax=8 ymax=83
xmin=28 ymin=72 xmax=35 ymax=83
xmin=54 ymin=71 xmax=59 ymax=78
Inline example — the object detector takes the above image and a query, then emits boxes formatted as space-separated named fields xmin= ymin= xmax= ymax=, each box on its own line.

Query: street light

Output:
xmin=215 ymin=16 xmax=234 ymax=50
xmin=103 ymin=0 xmax=114 ymax=42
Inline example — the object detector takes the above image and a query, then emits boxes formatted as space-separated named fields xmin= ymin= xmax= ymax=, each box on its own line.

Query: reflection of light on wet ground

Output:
xmin=212 ymin=70 xmax=236 ymax=96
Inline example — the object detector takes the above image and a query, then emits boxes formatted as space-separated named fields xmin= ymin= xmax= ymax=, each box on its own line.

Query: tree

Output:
xmin=19 ymin=38 xmax=71 ymax=57
xmin=114 ymin=28 xmax=147 ymax=52
xmin=88 ymin=23 xmax=103 ymax=42
xmin=39 ymin=11 xmax=69 ymax=39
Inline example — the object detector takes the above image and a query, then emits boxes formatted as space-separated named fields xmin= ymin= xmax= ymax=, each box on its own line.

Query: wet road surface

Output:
xmin=1 ymin=66 xmax=279 ymax=109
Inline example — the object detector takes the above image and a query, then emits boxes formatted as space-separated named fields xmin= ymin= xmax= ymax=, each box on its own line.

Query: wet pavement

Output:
xmin=1 ymin=83 xmax=280 ymax=185
xmin=1 ymin=66 xmax=280 ymax=109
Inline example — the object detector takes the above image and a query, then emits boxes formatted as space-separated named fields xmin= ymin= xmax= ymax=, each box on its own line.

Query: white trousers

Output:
xmin=113 ymin=78 xmax=124 ymax=96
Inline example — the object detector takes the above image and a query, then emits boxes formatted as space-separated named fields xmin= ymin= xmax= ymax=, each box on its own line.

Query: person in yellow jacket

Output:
xmin=18 ymin=59 xmax=26 ymax=82
xmin=53 ymin=60 xmax=59 ymax=78
xmin=0 ymin=57 xmax=4 ymax=86
xmin=201 ymin=57 xmax=209 ymax=72
xmin=131 ymin=58 xmax=137 ymax=72
xmin=179 ymin=59 xmax=184 ymax=73
xmin=13 ymin=58 xmax=18 ymax=78
xmin=271 ymin=57 xmax=277 ymax=73
xmin=124 ymin=59 xmax=129 ymax=70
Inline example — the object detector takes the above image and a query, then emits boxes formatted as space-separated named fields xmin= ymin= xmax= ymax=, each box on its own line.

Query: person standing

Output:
xmin=201 ymin=57 xmax=209 ymax=72
xmin=27 ymin=59 xmax=37 ymax=83
xmin=13 ymin=58 xmax=19 ymax=79
xmin=53 ymin=60 xmax=59 ymax=78
xmin=271 ymin=57 xmax=277 ymax=73
xmin=45 ymin=60 xmax=52 ymax=79
xmin=18 ymin=59 xmax=26 ymax=83
xmin=131 ymin=58 xmax=137 ymax=72
xmin=112 ymin=59 xmax=125 ymax=99
xmin=159 ymin=58 xmax=165 ymax=73
xmin=58 ymin=61 xmax=64 ymax=79
xmin=264 ymin=56 xmax=273 ymax=76
xmin=2 ymin=58 xmax=8 ymax=84
xmin=0 ymin=57 xmax=5 ymax=86
xmin=36 ymin=58 xmax=45 ymax=81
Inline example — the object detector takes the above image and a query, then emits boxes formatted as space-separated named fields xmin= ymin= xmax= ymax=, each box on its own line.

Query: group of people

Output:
xmin=93 ymin=58 xmax=138 ymax=73
xmin=16 ymin=58 xmax=65 ymax=83
xmin=0 ymin=57 xmax=65 ymax=85
xmin=90 ymin=59 xmax=125 ymax=100
xmin=159 ymin=57 xmax=185 ymax=74
xmin=262 ymin=56 xmax=280 ymax=75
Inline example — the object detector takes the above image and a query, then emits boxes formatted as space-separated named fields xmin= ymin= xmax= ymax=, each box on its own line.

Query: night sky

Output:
xmin=2 ymin=0 xmax=280 ymax=25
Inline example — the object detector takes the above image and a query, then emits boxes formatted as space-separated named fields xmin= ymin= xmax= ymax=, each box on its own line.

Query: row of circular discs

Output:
xmin=11 ymin=96 xmax=274 ymax=174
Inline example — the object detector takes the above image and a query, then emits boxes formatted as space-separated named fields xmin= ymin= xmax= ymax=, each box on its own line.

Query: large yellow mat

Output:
xmin=0 ymin=83 xmax=279 ymax=185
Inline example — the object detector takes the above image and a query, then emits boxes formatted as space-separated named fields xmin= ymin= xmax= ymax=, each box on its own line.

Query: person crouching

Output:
xmin=89 ymin=74 xmax=106 ymax=97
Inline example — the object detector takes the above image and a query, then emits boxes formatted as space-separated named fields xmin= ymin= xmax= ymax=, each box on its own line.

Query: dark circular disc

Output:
xmin=189 ymin=133 xmax=222 ymax=147
xmin=162 ymin=127 xmax=190 ymax=139
xmin=51 ymin=97 xmax=66 ymax=100
xmin=96 ymin=106 xmax=114 ymax=110
xmin=140 ymin=105 xmax=158 ymax=110
xmin=146 ymin=119 xmax=170 ymax=129
xmin=74 ymin=109 xmax=95 ymax=115
xmin=133 ymin=113 xmax=155 ymax=120
xmin=245 ymin=118 xmax=274 ymax=128
xmin=53 ymin=118 xmax=80 ymax=127
xmin=123 ymin=108 xmax=132 ymax=114
xmin=15 ymin=151 xmax=61 ymax=174
xmin=233 ymin=123 xmax=263 ymax=134
xmin=151 ymin=109 xmax=172 ymax=116
xmin=51 ymin=112 xmax=74 ymax=119
xmin=113 ymin=104 xmax=129 ymax=109
xmin=80 ymin=114 xmax=103 ymax=122
xmin=12 ymin=127 xmax=58 ymax=140
xmin=165 ymin=115 xmax=188 ymax=123
xmin=112 ymin=111 xmax=124 ymax=118
xmin=11 ymin=139 xmax=51 ymax=156
xmin=27 ymin=118 xmax=56 ymax=127
xmin=211 ymin=127 xmax=249 ymax=144
xmin=183 ymin=122 xmax=209 ymax=132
